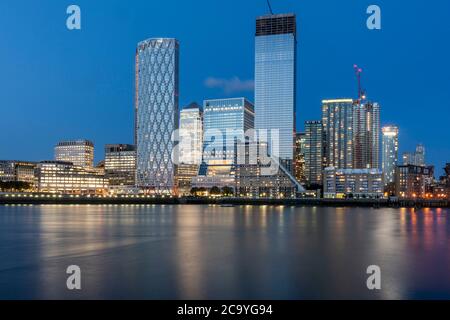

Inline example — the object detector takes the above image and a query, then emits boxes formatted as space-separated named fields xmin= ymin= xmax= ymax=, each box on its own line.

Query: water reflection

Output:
xmin=0 ymin=205 xmax=448 ymax=299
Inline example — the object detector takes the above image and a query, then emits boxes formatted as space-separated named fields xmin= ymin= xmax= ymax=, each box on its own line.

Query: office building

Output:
xmin=255 ymin=13 xmax=297 ymax=173
xmin=55 ymin=140 xmax=94 ymax=168
xmin=381 ymin=126 xmax=399 ymax=185
xmin=135 ymin=38 xmax=179 ymax=194
xmin=202 ymin=97 xmax=254 ymax=164
xmin=35 ymin=161 xmax=107 ymax=194
xmin=179 ymin=102 xmax=203 ymax=165
xmin=353 ymin=102 xmax=380 ymax=169
xmin=104 ymin=144 xmax=136 ymax=186
xmin=323 ymin=167 xmax=383 ymax=199
xmin=304 ymin=121 xmax=323 ymax=186
xmin=0 ymin=160 xmax=37 ymax=186
xmin=177 ymin=163 xmax=200 ymax=196
xmin=236 ymin=141 xmax=302 ymax=198
xmin=193 ymin=98 xmax=254 ymax=191
xmin=322 ymin=99 xmax=354 ymax=169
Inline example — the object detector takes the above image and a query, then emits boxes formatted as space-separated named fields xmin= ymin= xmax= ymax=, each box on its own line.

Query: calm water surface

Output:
xmin=0 ymin=205 xmax=449 ymax=299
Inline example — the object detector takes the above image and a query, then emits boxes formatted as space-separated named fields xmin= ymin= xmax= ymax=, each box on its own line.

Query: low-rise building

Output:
xmin=35 ymin=161 xmax=107 ymax=194
xmin=177 ymin=163 xmax=200 ymax=196
xmin=323 ymin=167 xmax=383 ymax=199
xmin=0 ymin=160 xmax=37 ymax=187
xmin=235 ymin=142 xmax=302 ymax=198
xmin=394 ymin=165 xmax=433 ymax=199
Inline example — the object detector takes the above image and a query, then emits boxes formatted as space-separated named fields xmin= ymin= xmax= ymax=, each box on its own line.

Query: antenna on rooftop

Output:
xmin=267 ymin=0 xmax=274 ymax=15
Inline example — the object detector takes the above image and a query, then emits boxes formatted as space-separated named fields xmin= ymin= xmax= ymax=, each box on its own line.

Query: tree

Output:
xmin=0 ymin=181 xmax=32 ymax=192
xmin=210 ymin=186 xmax=221 ymax=196
xmin=190 ymin=187 xmax=199 ymax=196
xmin=222 ymin=186 xmax=234 ymax=197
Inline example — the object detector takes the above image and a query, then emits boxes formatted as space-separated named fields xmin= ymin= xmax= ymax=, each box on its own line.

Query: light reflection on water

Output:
xmin=0 ymin=205 xmax=449 ymax=299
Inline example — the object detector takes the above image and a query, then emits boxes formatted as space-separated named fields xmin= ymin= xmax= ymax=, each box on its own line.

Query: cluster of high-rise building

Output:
xmin=0 ymin=11 xmax=448 ymax=200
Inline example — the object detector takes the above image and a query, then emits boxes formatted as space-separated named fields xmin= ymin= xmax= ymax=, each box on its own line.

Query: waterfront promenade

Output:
xmin=0 ymin=193 xmax=448 ymax=208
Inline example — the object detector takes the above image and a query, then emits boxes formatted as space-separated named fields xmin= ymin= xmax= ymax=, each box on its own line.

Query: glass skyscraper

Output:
xmin=381 ymin=126 xmax=399 ymax=186
xmin=135 ymin=38 xmax=179 ymax=194
xmin=202 ymin=97 xmax=254 ymax=164
xmin=255 ymin=13 xmax=297 ymax=172
xmin=304 ymin=120 xmax=323 ymax=186
xmin=179 ymin=103 xmax=203 ymax=165
xmin=322 ymin=99 xmax=355 ymax=169
xmin=353 ymin=102 xmax=380 ymax=169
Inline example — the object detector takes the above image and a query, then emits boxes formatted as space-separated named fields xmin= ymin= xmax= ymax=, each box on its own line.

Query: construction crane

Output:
xmin=353 ymin=64 xmax=366 ymax=103
xmin=267 ymin=0 xmax=274 ymax=15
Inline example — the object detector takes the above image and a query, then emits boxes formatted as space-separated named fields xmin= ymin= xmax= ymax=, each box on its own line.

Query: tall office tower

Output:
xmin=104 ymin=144 xmax=136 ymax=186
xmin=135 ymin=38 xmax=179 ymax=194
xmin=415 ymin=144 xmax=426 ymax=166
xmin=202 ymin=98 xmax=254 ymax=164
xmin=255 ymin=13 xmax=297 ymax=173
xmin=179 ymin=102 xmax=203 ymax=165
xmin=381 ymin=126 xmax=399 ymax=185
xmin=55 ymin=140 xmax=94 ymax=168
xmin=353 ymin=102 xmax=380 ymax=169
xmin=294 ymin=132 xmax=306 ymax=183
xmin=304 ymin=121 xmax=323 ymax=186
xmin=321 ymin=99 xmax=355 ymax=169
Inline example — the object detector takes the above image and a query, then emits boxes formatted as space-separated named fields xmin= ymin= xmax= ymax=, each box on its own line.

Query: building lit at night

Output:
xmin=55 ymin=140 xmax=94 ymax=168
xmin=304 ymin=121 xmax=323 ymax=186
xmin=322 ymin=99 xmax=354 ymax=169
xmin=104 ymin=144 xmax=136 ymax=187
xmin=135 ymin=38 xmax=179 ymax=195
xmin=35 ymin=161 xmax=107 ymax=194
xmin=255 ymin=13 xmax=297 ymax=173
xmin=382 ymin=126 xmax=399 ymax=186
xmin=323 ymin=167 xmax=383 ymax=199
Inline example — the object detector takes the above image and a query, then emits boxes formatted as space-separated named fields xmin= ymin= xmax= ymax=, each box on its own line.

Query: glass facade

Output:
xmin=202 ymin=98 xmax=254 ymax=164
xmin=179 ymin=103 xmax=203 ymax=165
xmin=402 ymin=144 xmax=426 ymax=167
xmin=323 ymin=167 xmax=383 ymax=199
xmin=35 ymin=161 xmax=107 ymax=194
xmin=104 ymin=144 xmax=136 ymax=186
xmin=135 ymin=38 xmax=179 ymax=194
xmin=322 ymin=99 xmax=354 ymax=169
xmin=304 ymin=121 xmax=323 ymax=185
xmin=255 ymin=14 xmax=297 ymax=171
xmin=381 ymin=126 xmax=399 ymax=185
xmin=353 ymin=102 xmax=380 ymax=169
xmin=0 ymin=160 xmax=37 ymax=186
xmin=55 ymin=140 xmax=94 ymax=168
xmin=294 ymin=132 xmax=306 ymax=183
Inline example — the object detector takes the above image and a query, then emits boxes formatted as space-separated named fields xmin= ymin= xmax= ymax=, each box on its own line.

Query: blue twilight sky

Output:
xmin=0 ymin=0 xmax=449 ymax=174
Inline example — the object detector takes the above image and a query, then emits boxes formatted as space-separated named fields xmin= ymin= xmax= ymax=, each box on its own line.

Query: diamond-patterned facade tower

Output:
xmin=135 ymin=38 xmax=179 ymax=194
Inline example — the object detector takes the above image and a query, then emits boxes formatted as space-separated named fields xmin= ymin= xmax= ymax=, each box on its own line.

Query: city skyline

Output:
xmin=0 ymin=1 xmax=449 ymax=172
